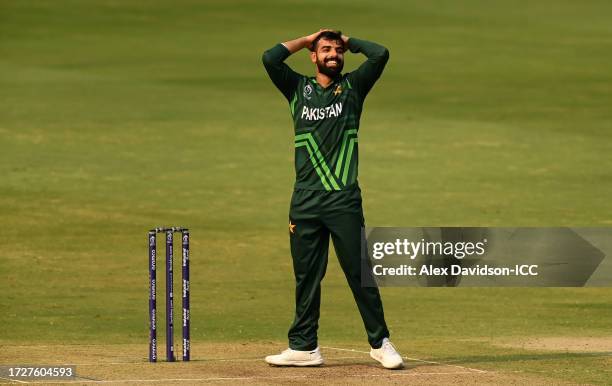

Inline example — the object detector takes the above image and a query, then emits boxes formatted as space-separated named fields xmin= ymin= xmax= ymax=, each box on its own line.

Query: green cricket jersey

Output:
xmin=262 ymin=38 xmax=389 ymax=191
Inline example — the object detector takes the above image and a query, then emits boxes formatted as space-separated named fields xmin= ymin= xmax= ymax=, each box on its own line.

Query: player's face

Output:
xmin=311 ymin=38 xmax=345 ymax=77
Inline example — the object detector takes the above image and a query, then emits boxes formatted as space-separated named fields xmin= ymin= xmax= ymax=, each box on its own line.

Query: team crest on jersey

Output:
xmin=333 ymin=84 xmax=343 ymax=96
xmin=303 ymin=84 xmax=313 ymax=100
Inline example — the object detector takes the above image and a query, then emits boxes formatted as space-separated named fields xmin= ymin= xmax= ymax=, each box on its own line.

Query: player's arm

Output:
xmin=344 ymin=36 xmax=390 ymax=99
xmin=261 ymin=30 xmax=329 ymax=100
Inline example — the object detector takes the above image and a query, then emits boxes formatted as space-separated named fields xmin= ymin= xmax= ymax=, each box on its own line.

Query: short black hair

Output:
xmin=310 ymin=30 xmax=344 ymax=51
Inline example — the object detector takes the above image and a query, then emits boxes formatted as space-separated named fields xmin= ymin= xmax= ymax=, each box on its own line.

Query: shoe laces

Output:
xmin=382 ymin=340 xmax=398 ymax=355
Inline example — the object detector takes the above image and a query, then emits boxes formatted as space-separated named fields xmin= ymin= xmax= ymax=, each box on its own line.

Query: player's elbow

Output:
xmin=262 ymin=50 xmax=276 ymax=67
xmin=370 ymin=48 xmax=389 ymax=67
xmin=380 ymin=48 xmax=390 ymax=63
xmin=262 ymin=51 xmax=271 ymax=66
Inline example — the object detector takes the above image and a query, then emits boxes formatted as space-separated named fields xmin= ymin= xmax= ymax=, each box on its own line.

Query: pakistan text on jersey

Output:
xmin=300 ymin=102 xmax=343 ymax=121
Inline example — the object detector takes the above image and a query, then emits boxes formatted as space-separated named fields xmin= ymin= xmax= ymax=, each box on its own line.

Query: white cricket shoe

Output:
xmin=265 ymin=347 xmax=324 ymax=366
xmin=370 ymin=338 xmax=404 ymax=369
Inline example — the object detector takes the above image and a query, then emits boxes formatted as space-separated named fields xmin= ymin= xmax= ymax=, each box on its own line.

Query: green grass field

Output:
xmin=1 ymin=0 xmax=611 ymax=384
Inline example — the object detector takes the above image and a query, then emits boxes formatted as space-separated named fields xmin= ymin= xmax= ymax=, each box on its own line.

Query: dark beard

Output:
xmin=317 ymin=59 xmax=343 ymax=77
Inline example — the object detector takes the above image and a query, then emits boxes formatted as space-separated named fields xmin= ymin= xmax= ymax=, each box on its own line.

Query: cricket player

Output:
xmin=262 ymin=30 xmax=403 ymax=369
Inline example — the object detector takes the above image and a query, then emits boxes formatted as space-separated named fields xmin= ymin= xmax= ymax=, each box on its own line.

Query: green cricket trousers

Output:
xmin=287 ymin=184 xmax=390 ymax=350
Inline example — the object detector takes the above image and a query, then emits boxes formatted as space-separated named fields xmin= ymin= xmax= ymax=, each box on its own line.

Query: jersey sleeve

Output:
xmin=346 ymin=38 xmax=390 ymax=100
xmin=262 ymin=43 xmax=302 ymax=101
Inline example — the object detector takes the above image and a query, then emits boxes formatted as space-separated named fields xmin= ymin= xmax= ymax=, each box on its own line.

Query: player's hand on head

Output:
xmin=305 ymin=29 xmax=344 ymax=51
xmin=305 ymin=29 xmax=328 ymax=47
xmin=340 ymin=33 xmax=350 ymax=46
